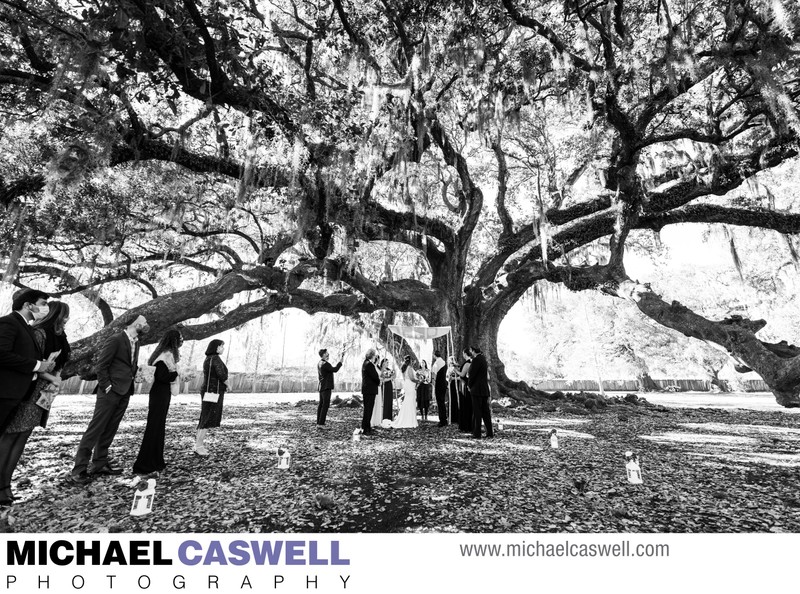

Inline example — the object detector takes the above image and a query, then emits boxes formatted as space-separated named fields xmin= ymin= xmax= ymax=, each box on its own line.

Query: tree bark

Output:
xmin=636 ymin=371 xmax=661 ymax=392
xmin=64 ymin=274 xmax=381 ymax=379
xmin=616 ymin=279 xmax=800 ymax=407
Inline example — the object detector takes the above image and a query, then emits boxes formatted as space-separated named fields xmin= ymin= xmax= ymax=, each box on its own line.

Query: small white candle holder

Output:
xmin=277 ymin=447 xmax=292 ymax=469
xmin=130 ymin=478 xmax=156 ymax=517
xmin=625 ymin=451 xmax=643 ymax=484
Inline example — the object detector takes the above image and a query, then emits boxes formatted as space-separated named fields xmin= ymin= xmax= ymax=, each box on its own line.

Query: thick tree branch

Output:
xmin=501 ymin=0 xmax=595 ymax=73
xmin=493 ymin=142 xmax=514 ymax=237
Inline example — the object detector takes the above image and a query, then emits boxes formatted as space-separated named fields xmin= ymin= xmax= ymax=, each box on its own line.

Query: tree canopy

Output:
xmin=1 ymin=0 xmax=800 ymax=404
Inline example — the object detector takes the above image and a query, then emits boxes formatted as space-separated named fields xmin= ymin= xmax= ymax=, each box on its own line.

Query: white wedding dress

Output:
xmin=392 ymin=367 xmax=418 ymax=429
xmin=370 ymin=389 xmax=384 ymax=427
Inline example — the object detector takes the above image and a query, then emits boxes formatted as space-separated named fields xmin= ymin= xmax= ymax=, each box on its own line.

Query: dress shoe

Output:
xmin=193 ymin=447 xmax=209 ymax=457
xmin=91 ymin=464 xmax=123 ymax=476
xmin=69 ymin=471 xmax=92 ymax=485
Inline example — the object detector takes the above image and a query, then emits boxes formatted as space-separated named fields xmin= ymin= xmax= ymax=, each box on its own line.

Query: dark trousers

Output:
xmin=471 ymin=395 xmax=493 ymax=438
xmin=0 ymin=429 xmax=32 ymax=492
xmin=435 ymin=385 xmax=448 ymax=425
xmin=362 ymin=392 xmax=376 ymax=432
xmin=317 ymin=389 xmax=332 ymax=425
xmin=73 ymin=390 xmax=130 ymax=474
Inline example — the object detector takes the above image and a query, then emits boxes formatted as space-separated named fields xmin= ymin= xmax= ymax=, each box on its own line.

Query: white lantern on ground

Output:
xmin=352 ymin=428 xmax=363 ymax=441
xmin=496 ymin=418 xmax=504 ymax=431
xmin=625 ymin=451 xmax=643 ymax=484
xmin=130 ymin=478 xmax=156 ymax=517
xmin=277 ymin=447 xmax=292 ymax=469
xmin=549 ymin=429 xmax=559 ymax=449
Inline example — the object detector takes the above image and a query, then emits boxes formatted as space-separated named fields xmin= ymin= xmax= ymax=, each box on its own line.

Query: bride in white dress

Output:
xmin=392 ymin=356 xmax=418 ymax=429
xmin=370 ymin=370 xmax=384 ymax=428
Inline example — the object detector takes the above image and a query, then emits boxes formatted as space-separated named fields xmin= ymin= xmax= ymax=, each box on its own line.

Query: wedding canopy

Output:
xmin=388 ymin=325 xmax=455 ymax=418
xmin=388 ymin=325 xmax=451 ymax=340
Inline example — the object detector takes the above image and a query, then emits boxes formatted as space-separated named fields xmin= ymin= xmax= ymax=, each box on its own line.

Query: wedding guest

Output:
xmin=431 ymin=350 xmax=447 ymax=427
xmin=71 ymin=314 xmax=148 ymax=484
xmin=316 ymin=348 xmax=343 ymax=429
xmin=379 ymin=358 xmax=395 ymax=420
xmin=0 ymin=288 xmax=54 ymax=433
xmin=447 ymin=356 xmax=460 ymax=424
xmin=456 ymin=350 xmax=473 ymax=432
xmin=468 ymin=345 xmax=493 ymax=439
xmin=133 ymin=329 xmax=183 ymax=474
xmin=196 ymin=339 xmax=228 ymax=456
xmin=361 ymin=349 xmax=380 ymax=435
xmin=416 ymin=360 xmax=432 ymax=421
xmin=0 ymin=300 xmax=69 ymax=505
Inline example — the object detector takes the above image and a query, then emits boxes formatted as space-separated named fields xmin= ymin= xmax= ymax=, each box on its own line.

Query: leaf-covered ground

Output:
xmin=3 ymin=393 xmax=800 ymax=533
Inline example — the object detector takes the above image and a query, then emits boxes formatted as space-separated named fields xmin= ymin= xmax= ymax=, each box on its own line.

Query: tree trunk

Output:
xmin=455 ymin=292 xmax=547 ymax=405
xmin=709 ymin=371 xmax=730 ymax=393
xmin=636 ymin=371 xmax=661 ymax=392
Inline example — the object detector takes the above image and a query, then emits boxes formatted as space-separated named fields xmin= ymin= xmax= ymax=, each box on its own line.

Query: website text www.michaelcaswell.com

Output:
xmin=460 ymin=540 xmax=669 ymax=558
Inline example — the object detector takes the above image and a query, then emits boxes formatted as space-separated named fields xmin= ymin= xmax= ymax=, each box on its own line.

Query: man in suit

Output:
xmin=70 ymin=314 xmax=149 ymax=484
xmin=0 ymin=289 xmax=55 ymax=434
xmin=468 ymin=345 xmax=493 ymax=439
xmin=431 ymin=350 xmax=448 ymax=427
xmin=360 ymin=348 xmax=380 ymax=435
xmin=316 ymin=348 xmax=343 ymax=428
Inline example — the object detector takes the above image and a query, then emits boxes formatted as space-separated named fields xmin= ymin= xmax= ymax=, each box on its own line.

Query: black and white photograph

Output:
xmin=0 ymin=0 xmax=799 ymax=590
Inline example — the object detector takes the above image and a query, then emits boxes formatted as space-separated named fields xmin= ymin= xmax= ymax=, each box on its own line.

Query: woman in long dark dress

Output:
xmin=379 ymin=358 xmax=395 ymax=420
xmin=195 ymin=339 xmax=228 ymax=456
xmin=0 ymin=302 xmax=69 ymax=505
xmin=447 ymin=356 xmax=460 ymax=424
xmin=456 ymin=350 xmax=473 ymax=432
xmin=133 ymin=329 xmax=183 ymax=474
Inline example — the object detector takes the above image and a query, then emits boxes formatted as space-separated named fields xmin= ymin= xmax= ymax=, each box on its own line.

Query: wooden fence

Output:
xmin=532 ymin=378 xmax=770 ymax=392
xmin=56 ymin=373 xmax=770 ymax=395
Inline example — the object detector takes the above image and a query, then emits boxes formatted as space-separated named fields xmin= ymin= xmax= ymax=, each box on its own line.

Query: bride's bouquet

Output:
xmin=447 ymin=362 xmax=458 ymax=380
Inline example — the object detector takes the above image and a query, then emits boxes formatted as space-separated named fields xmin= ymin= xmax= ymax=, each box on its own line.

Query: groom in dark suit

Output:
xmin=0 ymin=289 xmax=54 ymax=433
xmin=361 ymin=348 xmax=380 ymax=435
xmin=70 ymin=314 xmax=149 ymax=484
xmin=468 ymin=345 xmax=493 ymax=439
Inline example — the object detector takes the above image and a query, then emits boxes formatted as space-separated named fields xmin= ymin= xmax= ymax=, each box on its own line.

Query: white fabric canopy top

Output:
xmin=388 ymin=325 xmax=451 ymax=340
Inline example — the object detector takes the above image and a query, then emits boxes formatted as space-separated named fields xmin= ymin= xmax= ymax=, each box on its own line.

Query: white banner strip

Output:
xmin=0 ymin=533 xmax=795 ymax=593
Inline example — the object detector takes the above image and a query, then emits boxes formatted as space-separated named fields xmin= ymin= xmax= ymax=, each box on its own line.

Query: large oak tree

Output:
xmin=2 ymin=0 xmax=800 ymax=404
